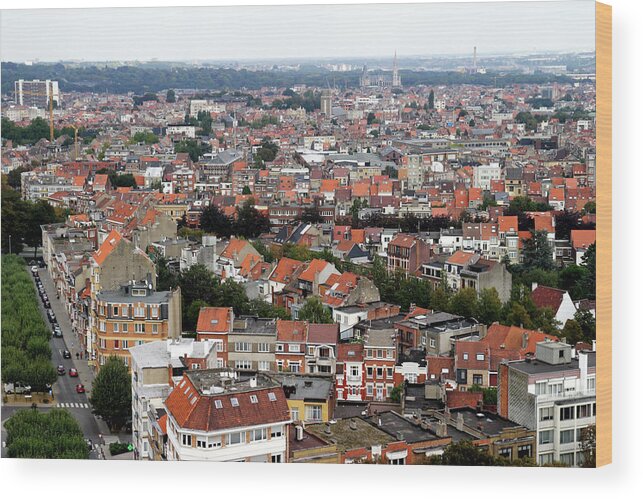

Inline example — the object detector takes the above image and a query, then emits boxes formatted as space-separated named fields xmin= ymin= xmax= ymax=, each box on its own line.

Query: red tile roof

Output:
xmin=276 ymin=320 xmax=308 ymax=343
xmin=92 ymin=230 xmax=123 ymax=266
xmin=531 ymin=285 xmax=566 ymax=312
xmin=196 ymin=307 xmax=232 ymax=333
xmin=570 ymin=230 xmax=596 ymax=251
xmin=307 ymin=324 xmax=339 ymax=345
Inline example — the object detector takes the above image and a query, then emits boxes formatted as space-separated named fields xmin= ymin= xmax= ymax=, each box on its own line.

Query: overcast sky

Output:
xmin=0 ymin=1 xmax=595 ymax=62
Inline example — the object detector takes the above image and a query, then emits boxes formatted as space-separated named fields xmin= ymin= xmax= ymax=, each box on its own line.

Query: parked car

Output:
xmin=57 ymin=365 xmax=66 ymax=375
xmin=31 ymin=266 xmax=38 ymax=274
xmin=63 ymin=350 xmax=71 ymax=359
xmin=76 ymin=384 xmax=86 ymax=394
xmin=53 ymin=326 xmax=63 ymax=338
xmin=69 ymin=368 xmax=78 ymax=377
xmin=4 ymin=382 xmax=32 ymax=394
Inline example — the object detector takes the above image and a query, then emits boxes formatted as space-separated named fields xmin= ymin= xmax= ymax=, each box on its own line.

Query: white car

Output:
xmin=4 ymin=382 xmax=32 ymax=394
xmin=31 ymin=266 xmax=38 ymax=274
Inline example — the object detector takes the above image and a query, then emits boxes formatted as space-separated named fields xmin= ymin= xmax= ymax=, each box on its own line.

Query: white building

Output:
xmin=164 ymin=370 xmax=292 ymax=462
xmin=129 ymin=338 xmax=219 ymax=460
xmin=14 ymin=79 xmax=60 ymax=109
xmin=473 ymin=162 xmax=502 ymax=190
xmin=499 ymin=342 xmax=596 ymax=467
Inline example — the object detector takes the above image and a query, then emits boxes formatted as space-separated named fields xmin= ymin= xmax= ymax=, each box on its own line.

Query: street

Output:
xmin=1 ymin=264 xmax=106 ymax=459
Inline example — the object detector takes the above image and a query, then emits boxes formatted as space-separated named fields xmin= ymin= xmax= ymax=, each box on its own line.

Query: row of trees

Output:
xmin=4 ymin=408 xmax=88 ymax=459
xmin=199 ymin=201 xmax=270 ymax=239
xmin=1 ymin=255 xmax=57 ymax=392
xmin=89 ymin=356 xmax=132 ymax=432
xmin=1 ymin=117 xmax=94 ymax=147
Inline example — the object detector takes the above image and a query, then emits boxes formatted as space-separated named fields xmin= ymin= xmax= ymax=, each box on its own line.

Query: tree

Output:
xmin=24 ymin=199 xmax=60 ymax=257
xmin=156 ymin=257 xmax=180 ymax=291
xmin=241 ymin=186 xmax=252 ymax=195
xmin=179 ymin=264 xmax=219 ymax=310
xmin=108 ymin=173 xmax=137 ymax=189
xmin=366 ymin=112 xmax=377 ymax=125
xmin=184 ymin=299 xmax=209 ymax=332
xmin=580 ymin=243 xmax=596 ymax=300
xmin=428 ymin=89 xmax=435 ymax=109
xmin=234 ymin=200 xmax=270 ymax=238
xmin=430 ymin=286 xmax=451 ymax=312
xmin=558 ymin=264 xmax=589 ymax=300
xmin=389 ymin=383 xmax=404 ymax=403
xmin=449 ymin=287 xmax=478 ymax=318
xmin=583 ymin=201 xmax=596 ymax=214
xmin=560 ymin=319 xmax=584 ymax=345
xmin=430 ymin=441 xmax=504 ymax=466
xmin=574 ymin=309 xmax=596 ymax=342
xmin=298 ymin=296 xmax=333 ymax=324
xmin=200 ymin=205 xmax=233 ymax=237
xmin=166 ymin=89 xmax=176 ymax=103
xmin=476 ymin=288 xmax=502 ymax=325
xmin=6 ymin=165 xmax=31 ymax=190
xmin=522 ymin=230 xmax=555 ymax=271
xmin=578 ymin=425 xmax=596 ymax=467
xmin=213 ymin=279 xmax=250 ymax=315
xmin=175 ymin=139 xmax=210 ymax=163
xmin=90 ymin=356 xmax=132 ymax=431
xmin=130 ymin=131 xmax=158 ymax=145
xmin=5 ymin=408 xmax=88 ymax=459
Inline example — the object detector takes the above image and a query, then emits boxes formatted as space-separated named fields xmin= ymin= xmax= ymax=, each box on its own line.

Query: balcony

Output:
xmin=535 ymin=389 xmax=596 ymax=404
xmin=346 ymin=375 xmax=362 ymax=383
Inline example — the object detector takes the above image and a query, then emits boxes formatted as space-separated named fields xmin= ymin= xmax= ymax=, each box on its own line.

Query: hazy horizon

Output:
xmin=1 ymin=2 xmax=595 ymax=63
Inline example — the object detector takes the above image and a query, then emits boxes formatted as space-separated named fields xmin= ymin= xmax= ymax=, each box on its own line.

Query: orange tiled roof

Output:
xmin=92 ymin=230 xmax=123 ymax=266
xmin=196 ymin=307 xmax=232 ymax=333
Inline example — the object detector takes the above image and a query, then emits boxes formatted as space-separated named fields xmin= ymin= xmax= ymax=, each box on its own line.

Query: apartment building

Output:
xmin=228 ymin=316 xmax=278 ymax=373
xmin=164 ymin=370 xmax=292 ymax=462
xmin=93 ymin=279 xmax=181 ymax=369
xmin=498 ymin=342 xmax=596 ymax=467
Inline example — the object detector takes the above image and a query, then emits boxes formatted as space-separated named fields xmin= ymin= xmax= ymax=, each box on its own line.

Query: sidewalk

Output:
xmin=35 ymin=268 xmax=96 ymax=393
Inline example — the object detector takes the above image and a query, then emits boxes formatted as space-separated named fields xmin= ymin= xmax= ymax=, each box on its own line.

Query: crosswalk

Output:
xmin=56 ymin=402 xmax=90 ymax=409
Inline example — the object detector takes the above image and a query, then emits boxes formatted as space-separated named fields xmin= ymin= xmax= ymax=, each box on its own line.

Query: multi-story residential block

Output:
xmin=228 ymin=316 xmax=278 ymax=373
xmin=164 ymin=370 xmax=292 ymax=462
xmin=395 ymin=311 xmax=484 ymax=356
xmin=274 ymin=374 xmax=335 ymax=423
xmin=14 ymin=79 xmax=60 ymax=108
xmin=335 ymin=342 xmax=366 ymax=402
xmin=304 ymin=323 xmax=339 ymax=376
xmin=195 ymin=307 xmax=234 ymax=366
xmin=387 ymin=233 xmax=432 ymax=275
xmin=498 ymin=342 xmax=596 ymax=467
xmin=473 ymin=162 xmax=502 ymax=190
xmin=94 ymin=279 xmax=181 ymax=369
xmin=275 ymin=320 xmax=308 ymax=373
xmin=129 ymin=338 xmax=219 ymax=460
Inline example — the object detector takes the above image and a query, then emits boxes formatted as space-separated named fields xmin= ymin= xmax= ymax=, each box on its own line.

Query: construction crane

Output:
xmin=16 ymin=81 xmax=56 ymax=142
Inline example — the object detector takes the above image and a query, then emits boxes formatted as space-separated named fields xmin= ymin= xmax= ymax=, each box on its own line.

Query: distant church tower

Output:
xmin=392 ymin=51 xmax=401 ymax=88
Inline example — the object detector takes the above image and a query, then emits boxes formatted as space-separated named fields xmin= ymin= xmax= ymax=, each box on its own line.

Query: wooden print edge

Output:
xmin=596 ymin=0 xmax=612 ymax=468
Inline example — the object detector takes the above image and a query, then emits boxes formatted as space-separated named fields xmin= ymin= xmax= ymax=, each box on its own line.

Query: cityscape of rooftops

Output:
xmin=1 ymin=1 xmax=598 ymax=468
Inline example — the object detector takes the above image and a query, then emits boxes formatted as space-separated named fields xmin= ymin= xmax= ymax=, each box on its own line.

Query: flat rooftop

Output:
xmin=366 ymin=411 xmax=442 ymax=444
xmin=186 ymin=370 xmax=278 ymax=396
xmin=307 ymin=418 xmax=395 ymax=452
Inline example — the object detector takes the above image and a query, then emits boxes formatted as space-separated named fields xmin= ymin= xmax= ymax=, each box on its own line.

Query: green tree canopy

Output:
xmin=298 ymin=296 xmax=333 ymax=324
xmin=90 ymin=356 xmax=132 ymax=431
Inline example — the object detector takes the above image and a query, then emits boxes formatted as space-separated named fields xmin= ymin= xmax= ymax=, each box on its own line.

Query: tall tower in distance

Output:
xmin=321 ymin=89 xmax=332 ymax=116
xmin=473 ymin=46 xmax=478 ymax=74
xmin=392 ymin=51 xmax=401 ymax=88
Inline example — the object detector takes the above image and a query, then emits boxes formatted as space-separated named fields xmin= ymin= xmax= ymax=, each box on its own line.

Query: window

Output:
xmin=289 ymin=362 xmax=300 ymax=373
xmin=548 ymin=382 xmax=563 ymax=395
xmin=235 ymin=342 xmax=251 ymax=352
xmin=197 ymin=437 xmax=208 ymax=449
xmin=517 ymin=445 xmax=532 ymax=459
xmin=276 ymin=344 xmax=284 ymax=352
xmin=114 ymin=340 xmax=120 ymax=350
xmin=122 ymin=340 xmax=128 ymax=349
xmin=498 ymin=447 xmax=512 ymax=460
xmin=250 ymin=428 xmax=267 ymax=442
xmin=226 ymin=432 xmax=243 ymax=446
xmin=386 ymin=350 xmax=393 ymax=359
xmin=258 ymin=343 xmax=270 ymax=353
xmin=463 ymin=353 xmax=469 ymax=360
xmin=539 ymin=453 xmax=554 ymax=466
xmin=535 ymin=381 xmax=547 ymax=395
xmin=152 ymin=323 xmax=158 ymax=334
xmin=539 ymin=406 xmax=554 ymax=421
xmin=366 ymin=384 xmax=373 ymax=396
xmin=472 ymin=374 xmax=483 ymax=385
xmin=559 ymin=452 xmax=574 ymax=466
xmin=476 ymin=353 xmax=485 ymax=361
xmin=366 ymin=366 xmax=373 ymax=377
xmin=290 ymin=407 xmax=299 ymax=421
xmin=113 ymin=323 xmax=119 ymax=333
xmin=305 ymin=405 xmax=322 ymax=422
xmin=258 ymin=361 xmax=270 ymax=371
xmin=577 ymin=403 xmax=592 ymax=419
xmin=134 ymin=306 xmax=145 ymax=317
xmin=289 ymin=344 xmax=300 ymax=353
xmin=271 ymin=427 xmax=283 ymax=438
xmin=230 ymin=397 xmax=239 ymax=407
xmin=268 ymin=392 xmax=277 ymax=402
xmin=235 ymin=360 xmax=252 ymax=370
xmin=429 ymin=338 xmax=436 ymax=348
xmin=207 ymin=436 xmax=221 ymax=448
xmin=560 ymin=406 xmax=575 ymax=421
xmin=214 ymin=400 xmax=223 ymax=409
xmin=99 ymin=321 xmax=106 ymax=332
xmin=99 ymin=338 xmax=106 ymax=349
xmin=376 ymin=367 xmax=383 ymax=378
xmin=113 ymin=306 xmax=119 ymax=316
xmin=560 ymin=429 xmax=575 ymax=444
xmin=271 ymin=454 xmax=282 ymax=463
xmin=386 ymin=368 xmax=393 ymax=379
xmin=181 ymin=433 xmax=192 ymax=447
xmin=350 ymin=366 xmax=360 ymax=377
xmin=122 ymin=323 xmax=128 ymax=333
xmin=250 ymin=395 xmax=258 ymax=404
xmin=135 ymin=323 xmax=145 ymax=333
xmin=539 ymin=430 xmax=554 ymax=445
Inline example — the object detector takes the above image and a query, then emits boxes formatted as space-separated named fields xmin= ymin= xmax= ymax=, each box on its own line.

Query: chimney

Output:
xmin=349 ymin=418 xmax=358 ymax=430
xmin=531 ymin=282 xmax=538 ymax=291
xmin=436 ymin=421 xmax=448 ymax=438
xmin=456 ymin=412 xmax=464 ymax=431
xmin=324 ymin=423 xmax=332 ymax=435
xmin=378 ymin=417 xmax=382 ymax=427
xmin=249 ymin=376 xmax=257 ymax=388
xmin=295 ymin=425 xmax=304 ymax=441
xmin=522 ymin=332 xmax=529 ymax=349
